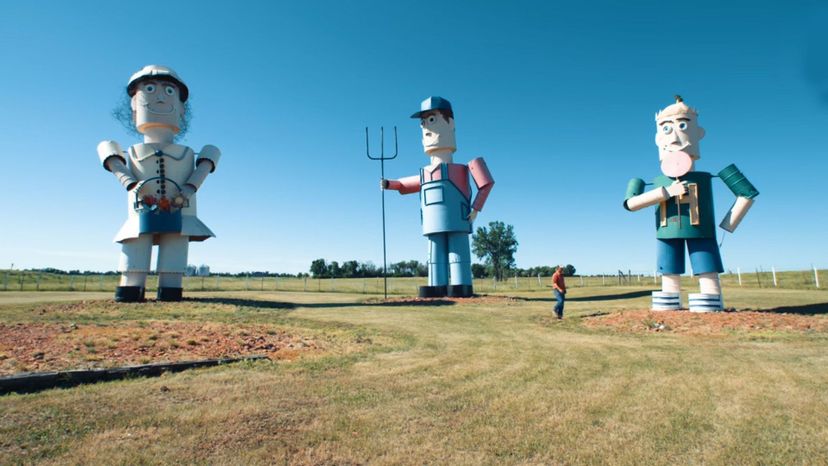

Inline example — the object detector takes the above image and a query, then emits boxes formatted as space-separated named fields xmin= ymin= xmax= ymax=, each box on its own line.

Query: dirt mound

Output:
xmin=0 ymin=322 xmax=320 ymax=376
xmin=583 ymin=309 xmax=828 ymax=335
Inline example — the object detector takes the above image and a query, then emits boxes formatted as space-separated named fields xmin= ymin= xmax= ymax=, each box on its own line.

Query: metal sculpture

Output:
xmin=97 ymin=65 xmax=220 ymax=302
xmin=382 ymin=97 xmax=494 ymax=298
xmin=624 ymin=96 xmax=758 ymax=311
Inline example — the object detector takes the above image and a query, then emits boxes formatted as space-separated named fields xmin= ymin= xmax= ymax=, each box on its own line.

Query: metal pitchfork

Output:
xmin=365 ymin=126 xmax=398 ymax=299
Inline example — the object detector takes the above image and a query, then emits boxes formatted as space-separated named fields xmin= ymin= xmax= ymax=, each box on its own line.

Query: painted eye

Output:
xmin=662 ymin=125 xmax=673 ymax=134
xmin=678 ymin=121 xmax=688 ymax=130
xmin=428 ymin=116 xmax=435 ymax=123
xmin=165 ymin=86 xmax=175 ymax=96
xmin=144 ymin=84 xmax=156 ymax=93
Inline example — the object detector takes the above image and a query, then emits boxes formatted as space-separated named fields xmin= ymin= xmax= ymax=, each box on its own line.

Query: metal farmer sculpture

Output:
xmin=97 ymin=65 xmax=221 ymax=302
xmin=623 ymin=96 xmax=758 ymax=312
xmin=382 ymin=97 xmax=494 ymax=298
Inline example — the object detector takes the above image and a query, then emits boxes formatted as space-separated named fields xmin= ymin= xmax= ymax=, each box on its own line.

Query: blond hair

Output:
xmin=655 ymin=95 xmax=699 ymax=121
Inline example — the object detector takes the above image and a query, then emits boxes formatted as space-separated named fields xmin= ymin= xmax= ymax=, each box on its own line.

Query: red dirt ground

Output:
xmin=583 ymin=309 xmax=828 ymax=335
xmin=0 ymin=322 xmax=320 ymax=376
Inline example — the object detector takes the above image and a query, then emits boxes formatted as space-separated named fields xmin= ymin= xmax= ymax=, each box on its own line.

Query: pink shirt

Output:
xmin=387 ymin=158 xmax=494 ymax=212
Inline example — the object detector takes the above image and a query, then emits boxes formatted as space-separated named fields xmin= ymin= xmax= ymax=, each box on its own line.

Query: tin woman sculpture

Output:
xmin=97 ymin=65 xmax=221 ymax=302
xmin=624 ymin=96 xmax=758 ymax=311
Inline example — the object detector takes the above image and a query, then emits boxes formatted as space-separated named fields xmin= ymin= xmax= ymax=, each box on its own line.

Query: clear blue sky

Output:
xmin=0 ymin=0 xmax=825 ymax=275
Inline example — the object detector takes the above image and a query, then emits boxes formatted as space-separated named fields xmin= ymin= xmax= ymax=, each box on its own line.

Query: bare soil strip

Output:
xmin=0 ymin=321 xmax=320 ymax=376
xmin=583 ymin=309 xmax=828 ymax=335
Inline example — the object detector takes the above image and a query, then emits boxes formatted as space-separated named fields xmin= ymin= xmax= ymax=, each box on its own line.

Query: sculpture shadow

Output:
xmin=187 ymin=297 xmax=456 ymax=310
xmin=186 ymin=297 xmax=296 ymax=310
xmin=525 ymin=290 xmax=654 ymax=303
xmin=302 ymin=299 xmax=456 ymax=309
xmin=755 ymin=302 xmax=828 ymax=316
xmin=567 ymin=290 xmax=654 ymax=302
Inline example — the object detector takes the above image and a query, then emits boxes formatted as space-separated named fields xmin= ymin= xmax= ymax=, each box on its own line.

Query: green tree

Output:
xmin=563 ymin=264 xmax=576 ymax=277
xmin=472 ymin=221 xmax=518 ymax=281
xmin=471 ymin=263 xmax=487 ymax=279
xmin=342 ymin=260 xmax=359 ymax=278
xmin=310 ymin=259 xmax=327 ymax=278
xmin=328 ymin=261 xmax=341 ymax=278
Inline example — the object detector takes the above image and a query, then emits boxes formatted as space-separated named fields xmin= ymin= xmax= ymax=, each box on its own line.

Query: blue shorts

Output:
xmin=656 ymin=238 xmax=724 ymax=275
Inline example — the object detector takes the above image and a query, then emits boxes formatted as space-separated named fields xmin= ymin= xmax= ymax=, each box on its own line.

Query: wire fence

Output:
xmin=1 ymin=267 xmax=824 ymax=295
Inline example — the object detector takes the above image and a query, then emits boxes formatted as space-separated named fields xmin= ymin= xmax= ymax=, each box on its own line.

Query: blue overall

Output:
xmin=420 ymin=164 xmax=473 ymax=287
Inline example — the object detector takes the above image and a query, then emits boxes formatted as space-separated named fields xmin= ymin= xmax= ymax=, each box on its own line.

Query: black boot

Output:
xmin=447 ymin=284 xmax=474 ymax=298
xmin=115 ymin=286 xmax=144 ymax=303
xmin=157 ymin=287 xmax=183 ymax=301
xmin=418 ymin=285 xmax=447 ymax=298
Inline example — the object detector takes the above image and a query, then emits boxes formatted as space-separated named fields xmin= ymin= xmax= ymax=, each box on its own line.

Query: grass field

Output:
xmin=1 ymin=268 xmax=825 ymax=294
xmin=1 ymin=286 xmax=827 ymax=464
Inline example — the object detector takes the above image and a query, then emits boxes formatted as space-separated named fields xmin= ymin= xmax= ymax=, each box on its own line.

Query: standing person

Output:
xmin=382 ymin=96 xmax=495 ymax=298
xmin=97 ymin=65 xmax=221 ymax=302
xmin=552 ymin=266 xmax=566 ymax=319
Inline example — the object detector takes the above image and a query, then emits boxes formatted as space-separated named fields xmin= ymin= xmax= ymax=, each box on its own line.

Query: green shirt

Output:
xmin=650 ymin=172 xmax=715 ymax=239
xmin=625 ymin=165 xmax=758 ymax=240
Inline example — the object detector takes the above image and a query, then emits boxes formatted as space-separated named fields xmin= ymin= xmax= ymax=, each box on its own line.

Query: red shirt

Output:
xmin=552 ymin=271 xmax=566 ymax=292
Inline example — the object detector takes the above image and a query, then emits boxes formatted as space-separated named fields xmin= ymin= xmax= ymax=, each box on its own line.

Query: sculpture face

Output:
xmin=131 ymin=80 xmax=185 ymax=134
xmin=420 ymin=112 xmax=456 ymax=154
xmin=655 ymin=112 xmax=705 ymax=160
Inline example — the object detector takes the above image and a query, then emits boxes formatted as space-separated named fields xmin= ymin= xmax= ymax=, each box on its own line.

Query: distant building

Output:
xmin=197 ymin=265 xmax=211 ymax=276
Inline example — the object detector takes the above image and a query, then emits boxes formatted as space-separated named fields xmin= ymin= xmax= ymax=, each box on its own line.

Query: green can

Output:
xmin=718 ymin=164 xmax=759 ymax=199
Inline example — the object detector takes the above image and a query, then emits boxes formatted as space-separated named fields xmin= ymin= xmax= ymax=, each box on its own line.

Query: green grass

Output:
xmin=1 ymin=287 xmax=827 ymax=464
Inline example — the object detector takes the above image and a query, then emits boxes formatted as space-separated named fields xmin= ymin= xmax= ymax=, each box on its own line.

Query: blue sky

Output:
xmin=0 ymin=0 xmax=825 ymax=275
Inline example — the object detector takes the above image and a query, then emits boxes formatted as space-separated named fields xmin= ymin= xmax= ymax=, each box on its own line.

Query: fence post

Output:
xmin=70 ymin=276 xmax=75 ymax=291
xmin=602 ymin=274 xmax=605 ymax=286
xmin=36 ymin=274 xmax=41 ymax=291
xmin=304 ymin=276 xmax=307 ymax=292
xmin=737 ymin=267 xmax=742 ymax=286
xmin=261 ymin=276 xmax=264 ymax=291
xmin=514 ymin=273 xmax=518 ymax=289
xmin=814 ymin=266 xmax=820 ymax=288
xmin=245 ymin=274 xmax=250 ymax=291
xmin=493 ymin=275 xmax=497 ymax=291
xmin=3 ymin=272 xmax=7 ymax=291
xmin=19 ymin=273 xmax=24 ymax=291
xmin=215 ymin=276 xmax=220 ymax=290
xmin=537 ymin=273 xmax=541 ymax=286
xmin=99 ymin=275 xmax=104 ymax=291
xmin=772 ymin=267 xmax=777 ymax=287
xmin=653 ymin=269 xmax=657 ymax=284
xmin=83 ymin=275 xmax=87 ymax=291
xmin=363 ymin=278 xmax=367 ymax=294
xmin=580 ymin=276 xmax=584 ymax=287
xmin=755 ymin=268 xmax=761 ymax=287
xmin=202 ymin=276 xmax=205 ymax=291
xmin=332 ymin=276 xmax=336 ymax=292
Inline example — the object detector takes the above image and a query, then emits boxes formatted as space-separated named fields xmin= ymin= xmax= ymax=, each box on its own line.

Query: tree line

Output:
xmin=309 ymin=221 xmax=576 ymax=279
xmin=309 ymin=259 xmax=426 ymax=278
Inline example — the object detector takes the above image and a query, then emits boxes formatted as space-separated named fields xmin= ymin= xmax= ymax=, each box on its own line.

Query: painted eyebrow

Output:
xmin=658 ymin=120 xmax=672 ymax=126
xmin=676 ymin=117 xmax=690 ymax=122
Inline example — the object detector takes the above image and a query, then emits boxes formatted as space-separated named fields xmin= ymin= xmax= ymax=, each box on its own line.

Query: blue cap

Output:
xmin=410 ymin=96 xmax=453 ymax=119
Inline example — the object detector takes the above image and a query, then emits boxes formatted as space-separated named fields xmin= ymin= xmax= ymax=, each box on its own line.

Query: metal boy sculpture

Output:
xmin=97 ymin=65 xmax=221 ymax=302
xmin=382 ymin=97 xmax=494 ymax=298
xmin=624 ymin=96 xmax=758 ymax=311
